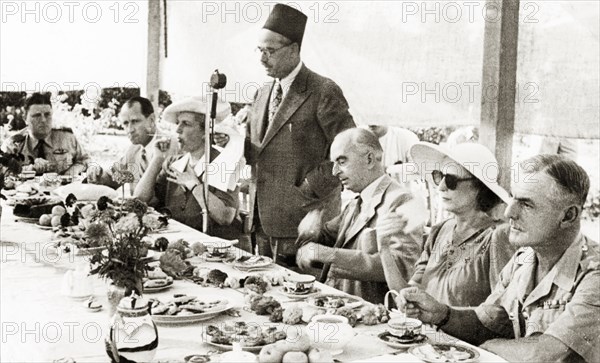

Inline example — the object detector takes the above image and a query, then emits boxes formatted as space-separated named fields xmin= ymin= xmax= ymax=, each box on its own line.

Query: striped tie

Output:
xmin=261 ymin=81 xmax=282 ymax=141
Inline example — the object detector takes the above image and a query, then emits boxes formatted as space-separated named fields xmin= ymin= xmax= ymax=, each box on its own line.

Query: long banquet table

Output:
xmin=0 ymin=203 xmax=507 ymax=363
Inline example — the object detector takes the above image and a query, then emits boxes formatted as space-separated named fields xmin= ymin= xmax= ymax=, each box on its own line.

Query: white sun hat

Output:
xmin=162 ymin=96 xmax=231 ymax=124
xmin=409 ymin=142 xmax=510 ymax=203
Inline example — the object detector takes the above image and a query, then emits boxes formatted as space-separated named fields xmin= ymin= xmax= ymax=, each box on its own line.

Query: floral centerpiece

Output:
xmin=0 ymin=151 xmax=23 ymax=194
xmin=87 ymin=198 xmax=162 ymax=312
xmin=111 ymin=164 xmax=135 ymax=201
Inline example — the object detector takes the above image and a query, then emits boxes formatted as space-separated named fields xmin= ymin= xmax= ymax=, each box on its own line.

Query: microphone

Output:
xmin=210 ymin=70 xmax=227 ymax=89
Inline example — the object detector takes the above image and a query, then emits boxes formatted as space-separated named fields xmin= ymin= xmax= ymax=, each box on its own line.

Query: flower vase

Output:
xmin=106 ymin=283 xmax=126 ymax=317
xmin=105 ymin=294 xmax=158 ymax=363
xmin=107 ymin=281 xmax=143 ymax=317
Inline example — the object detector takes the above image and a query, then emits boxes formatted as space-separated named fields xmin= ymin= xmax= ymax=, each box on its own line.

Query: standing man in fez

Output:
xmin=397 ymin=155 xmax=599 ymax=363
xmin=239 ymin=4 xmax=355 ymax=267
xmin=11 ymin=93 xmax=89 ymax=176
xmin=296 ymin=128 xmax=423 ymax=303
xmin=88 ymin=96 xmax=178 ymax=190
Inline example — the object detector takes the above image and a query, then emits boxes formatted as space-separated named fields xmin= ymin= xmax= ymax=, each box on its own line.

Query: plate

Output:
xmin=151 ymin=300 xmax=231 ymax=325
xmin=36 ymin=224 xmax=54 ymax=230
xmin=378 ymin=331 xmax=427 ymax=349
xmin=143 ymin=280 xmax=174 ymax=293
xmin=14 ymin=216 xmax=42 ymax=223
xmin=409 ymin=343 xmax=480 ymax=363
xmin=279 ymin=286 xmax=322 ymax=299
xmin=205 ymin=341 xmax=266 ymax=353
xmin=224 ymin=255 xmax=273 ymax=271
xmin=307 ymin=293 xmax=364 ymax=309
xmin=102 ymin=249 xmax=154 ymax=259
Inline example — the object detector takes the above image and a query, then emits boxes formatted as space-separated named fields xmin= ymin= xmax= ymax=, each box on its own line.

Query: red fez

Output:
xmin=263 ymin=4 xmax=307 ymax=46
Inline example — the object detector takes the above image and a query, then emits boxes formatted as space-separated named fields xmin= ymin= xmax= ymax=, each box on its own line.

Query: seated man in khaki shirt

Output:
xmin=3 ymin=93 xmax=89 ymax=176
xmin=397 ymin=155 xmax=599 ymax=363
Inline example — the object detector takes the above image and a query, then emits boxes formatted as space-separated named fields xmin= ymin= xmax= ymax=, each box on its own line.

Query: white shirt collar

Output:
xmin=359 ymin=174 xmax=386 ymax=207
xmin=277 ymin=61 xmax=303 ymax=98
xmin=144 ymin=133 xmax=159 ymax=159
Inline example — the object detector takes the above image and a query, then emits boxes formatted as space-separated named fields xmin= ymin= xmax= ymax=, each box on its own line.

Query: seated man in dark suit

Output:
xmin=296 ymin=128 xmax=424 ymax=304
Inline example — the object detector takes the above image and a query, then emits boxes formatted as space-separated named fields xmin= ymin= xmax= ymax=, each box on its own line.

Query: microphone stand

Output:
xmin=202 ymin=95 xmax=213 ymax=234
xmin=202 ymin=70 xmax=227 ymax=234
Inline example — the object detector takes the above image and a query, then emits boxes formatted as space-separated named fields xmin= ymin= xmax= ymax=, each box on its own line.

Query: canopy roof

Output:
xmin=159 ymin=1 xmax=599 ymax=138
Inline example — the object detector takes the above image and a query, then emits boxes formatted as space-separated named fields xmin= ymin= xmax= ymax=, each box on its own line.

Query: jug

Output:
xmin=61 ymin=264 xmax=93 ymax=299
xmin=106 ymin=294 xmax=158 ymax=363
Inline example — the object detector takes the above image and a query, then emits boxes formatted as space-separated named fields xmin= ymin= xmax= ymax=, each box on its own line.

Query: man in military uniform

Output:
xmin=9 ymin=93 xmax=89 ymax=176
xmin=396 ymin=154 xmax=599 ymax=363
xmin=87 ymin=96 xmax=178 ymax=190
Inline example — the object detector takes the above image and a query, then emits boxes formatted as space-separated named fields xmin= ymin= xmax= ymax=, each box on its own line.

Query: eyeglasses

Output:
xmin=431 ymin=170 xmax=475 ymax=190
xmin=255 ymin=43 xmax=293 ymax=58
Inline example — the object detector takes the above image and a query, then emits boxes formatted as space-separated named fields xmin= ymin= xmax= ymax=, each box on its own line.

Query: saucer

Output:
xmin=378 ymin=331 xmax=427 ymax=349
xmin=279 ymin=286 xmax=321 ymax=299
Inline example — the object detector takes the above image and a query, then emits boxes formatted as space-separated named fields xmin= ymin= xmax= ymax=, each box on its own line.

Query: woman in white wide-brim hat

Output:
xmin=134 ymin=97 xmax=242 ymax=239
xmin=381 ymin=141 xmax=515 ymax=307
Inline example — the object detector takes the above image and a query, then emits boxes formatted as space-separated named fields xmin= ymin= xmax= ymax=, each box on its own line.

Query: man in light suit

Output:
xmin=241 ymin=4 xmax=355 ymax=267
xmin=296 ymin=128 xmax=423 ymax=304
xmin=88 ymin=96 xmax=178 ymax=190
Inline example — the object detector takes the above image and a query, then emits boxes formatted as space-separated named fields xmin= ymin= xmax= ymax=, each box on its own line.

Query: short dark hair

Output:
xmin=520 ymin=154 xmax=590 ymax=207
xmin=123 ymin=96 xmax=154 ymax=118
xmin=24 ymin=93 xmax=52 ymax=113
xmin=473 ymin=179 xmax=502 ymax=212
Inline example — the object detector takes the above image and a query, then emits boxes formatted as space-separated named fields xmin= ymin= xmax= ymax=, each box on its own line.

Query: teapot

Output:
xmin=106 ymin=294 xmax=158 ymax=363
xmin=61 ymin=264 xmax=93 ymax=299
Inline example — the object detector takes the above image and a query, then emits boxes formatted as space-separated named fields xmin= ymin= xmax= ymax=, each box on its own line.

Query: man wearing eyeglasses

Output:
xmin=238 ymin=4 xmax=355 ymax=267
xmin=3 ymin=93 xmax=89 ymax=176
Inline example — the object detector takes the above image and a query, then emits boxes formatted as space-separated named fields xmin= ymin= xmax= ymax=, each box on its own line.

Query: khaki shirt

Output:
xmin=475 ymin=234 xmax=600 ymax=362
xmin=19 ymin=128 xmax=89 ymax=175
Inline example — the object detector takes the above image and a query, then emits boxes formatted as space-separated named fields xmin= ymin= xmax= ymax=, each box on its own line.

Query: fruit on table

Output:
xmin=307 ymin=348 xmax=333 ymax=363
xmin=257 ymin=333 xmax=333 ymax=363
xmin=258 ymin=345 xmax=286 ymax=363
xmin=51 ymin=215 xmax=62 ymax=227
xmin=282 ymin=351 xmax=308 ymax=363
xmin=39 ymin=214 xmax=52 ymax=226
xmin=52 ymin=205 xmax=66 ymax=216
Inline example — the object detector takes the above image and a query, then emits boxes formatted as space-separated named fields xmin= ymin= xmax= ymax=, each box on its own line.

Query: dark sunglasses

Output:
xmin=431 ymin=170 xmax=475 ymax=190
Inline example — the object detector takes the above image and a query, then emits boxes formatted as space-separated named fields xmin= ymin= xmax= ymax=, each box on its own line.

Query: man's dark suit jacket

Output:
xmin=246 ymin=65 xmax=355 ymax=238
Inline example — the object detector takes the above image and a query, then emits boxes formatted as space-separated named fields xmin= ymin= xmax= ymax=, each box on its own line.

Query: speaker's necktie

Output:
xmin=262 ymin=81 xmax=282 ymax=141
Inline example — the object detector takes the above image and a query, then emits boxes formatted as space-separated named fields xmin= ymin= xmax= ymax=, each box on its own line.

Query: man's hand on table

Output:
xmin=296 ymin=242 xmax=334 ymax=270
xmin=397 ymin=286 xmax=449 ymax=326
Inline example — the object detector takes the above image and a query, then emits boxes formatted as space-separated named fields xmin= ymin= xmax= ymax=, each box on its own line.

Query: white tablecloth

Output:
xmin=1 ymin=204 xmax=506 ymax=363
